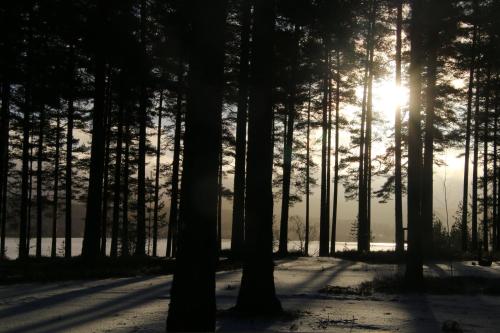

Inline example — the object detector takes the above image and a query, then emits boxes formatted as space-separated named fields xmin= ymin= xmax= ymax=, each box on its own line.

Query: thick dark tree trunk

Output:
xmin=36 ymin=105 xmax=45 ymax=259
xmin=231 ymin=0 xmax=251 ymax=258
xmin=82 ymin=1 xmax=108 ymax=259
xmin=235 ymin=0 xmax=282 ymax=314
xmin=166 ymin=0 xmax=227 ymax=330
xmin=279 ymin=25 xmax=299 ymax=255
xmin=422 ymin=45 xmax=438 ymax=257
xmin=166 ymin=66 xmax=183 ymax=258
xmin=152 ymin=91 xmax=163 ymax=257
xmin=65 ymin=45 xmax=75 ymax=258
xmin=111 ymin=96 xmax=124 ymax=258
xmin=51 ymin=112 xmax=61 ymax=258
xmin=405 ymin=0 xmax=425 ymax=287
xmin=394 ymin=0 xmax=404 ymax=254
xmin=136 ymin=0 xmax=147 ymax=257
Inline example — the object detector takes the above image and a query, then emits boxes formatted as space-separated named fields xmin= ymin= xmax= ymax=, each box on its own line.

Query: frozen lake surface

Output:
xmin=3 ymin=237 xmax=398 ymax=259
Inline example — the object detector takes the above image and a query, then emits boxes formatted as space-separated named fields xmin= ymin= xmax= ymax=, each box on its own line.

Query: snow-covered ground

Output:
xmin=1 ymin=257 xmax=499 ymax=332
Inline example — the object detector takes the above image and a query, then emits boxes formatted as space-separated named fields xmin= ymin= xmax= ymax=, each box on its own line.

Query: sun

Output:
xmin=354 ymin=80 xmax=409 ymax=123
xmin=372 ymin=80 xmax=409 ymax=122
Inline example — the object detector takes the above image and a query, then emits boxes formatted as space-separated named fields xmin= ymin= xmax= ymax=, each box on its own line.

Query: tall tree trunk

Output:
xmin=405 ymin=0 xmax=425 ymax=286
xmin=166 ymin=65 xmax=183 ymax=258
xmin=231 ymin=0 xmax=251 ymax=258
xmin=0 ymin=80 xmax=10 ymax=259
xmin=235 ymin=0 xmax=282 ymax=314
xmin=65 ymin=44 xmax=75 ymax=258
xmin=461 ymin=12 xmax=477 ymax=253
xmin=482 ymin=67 xmax=491 ymax=253
xmin=472 ymin=65 xmax=481 ymax=252
xmin=358 ymin=1 xmax=376 ymax=253
xmin=36 ymin=105 xmax=45 ymax=258
xmin=493 ymin=90 xmax=498 ymax=252
xmin=357 ymin=1 xmax=374 ymax=252
xmin=217 ymin=149 xmax=223 ymax=253
xmin=362 ymin=35 xmax=375 ymax=252
xmin=27 ymin=130 xmax=34 ymax=254
xmin=101 ymin=77 xmax=112 ymax=256
xmin=305 ymin=83 xmax=311 ymax=256
xmin=82 ymin=0 xmax=108 ymax=259
xmin=496 ymin=89 xmax=500 ymax=251
xmin=422 ymin=43 xmax=438 ymax=257
xmin=326 ymin=51 xmax=332 ymax=250
xmin=279 ymin=25 xmax=299 ymax=255
xmin=319 ymin=39 xmax=330 ymax=257
xmin=135 ymin=0 xmax=147 ymax=257
xmin=51 ymin=112 xmax=61 ymax=258
xmin=152 ymin=91 xmax=163 ymax=257
xmin=122 ymin=110 xmax=130 ymax=257
xmin=331 ymin=51 xmax=341 ymax=255
xmin=394 ymin=0 xmax=404 ymax=254
xmin=166 ymin=0 xmax=227 ymax=330
xmin=110 ymin=94 xmax=124 ymax=258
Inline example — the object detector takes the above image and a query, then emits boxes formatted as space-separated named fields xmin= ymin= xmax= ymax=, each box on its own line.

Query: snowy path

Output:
xmin=1 ymin=257 xmax=499 ymax=332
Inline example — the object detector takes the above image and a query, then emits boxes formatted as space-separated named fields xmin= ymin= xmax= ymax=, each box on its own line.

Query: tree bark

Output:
xmin=305 ymin=83 xmax=311 ymax=256
xmin=82 ymin=0 xmax=108 ymax=259
xmin=152 ymin=91 xmax=163 ymax=257
xmin=482 ymin=67 xmax=491 ymax=252
xmin=65 ymin=44 xmax=75 ymax=258
xmin=394 ymin=0 xmax=404 ymax=254
xmin=461 ymin=12 xmax=477 ymax=253
xmin=331 ymin=51 xmax=341 ymax=255
xmin=166 ymin=0 xmax=227 ymax=330
xmin=319 ymin=39 xmax=330 ymax=257
xmin=135 ymin=0 xmax=147 ymax=257
xmin=166 ymin=64 xmax=183 ymax=258
xmin=101 ymin=76 xmax=112 ymax=256
xmin=122 ymin=108 xmax=130 ymax=257
xmin=36 ymin=105 xmax=45 ymax=258
xmin=279 ymin=25 xmax=300 ymax=255
xmin=110 ymin=93 xmax=124 ymax=258
xmin=405 ymin=0 xmax=425 ymax=287
xmin=0 ymin=80 xmax=10 ymax=259
xmin=51 ymin=111 xmax=61 ymax=258
xmin=472 ymin=64 xmax=481 ymax=252
xmin=235 ymin=0 xmax=282 ymax=314
xmin=231 ymin=0 xmax=251 ymax=258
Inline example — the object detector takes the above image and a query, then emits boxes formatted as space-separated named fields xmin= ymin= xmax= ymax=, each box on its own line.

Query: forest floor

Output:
xmin=1 ymin=257 xmax=499 ymax=332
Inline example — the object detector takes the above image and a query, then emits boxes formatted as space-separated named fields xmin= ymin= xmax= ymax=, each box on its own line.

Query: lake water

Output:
xmin=3 ymin=237 xmax=398 ymax=259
